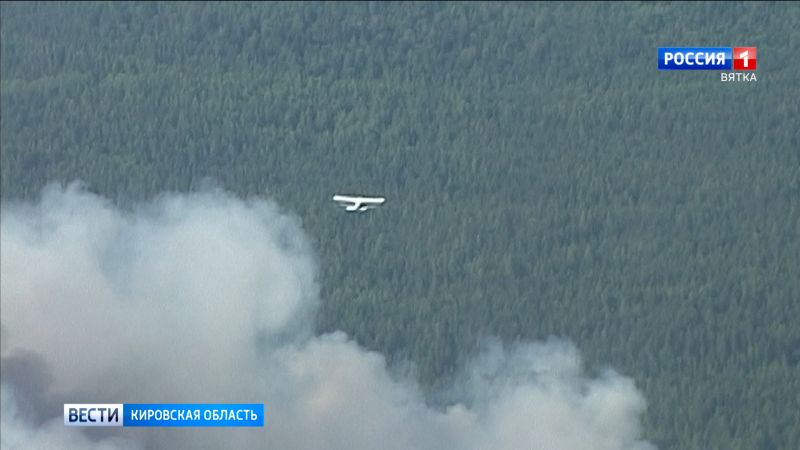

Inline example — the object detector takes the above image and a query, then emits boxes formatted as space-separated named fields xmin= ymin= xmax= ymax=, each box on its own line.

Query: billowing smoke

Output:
xmin=1 ymin=182 xmax=655 ymax=450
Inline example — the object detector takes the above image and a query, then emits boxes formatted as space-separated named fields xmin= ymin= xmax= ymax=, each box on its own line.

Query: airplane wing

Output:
xmin=332 ymin=194 xmax=354 ymax=203
xmin=361 ymin=197 xmax=386 ymax=205
xmin=333 ymin=195 xmax=356 ymax=207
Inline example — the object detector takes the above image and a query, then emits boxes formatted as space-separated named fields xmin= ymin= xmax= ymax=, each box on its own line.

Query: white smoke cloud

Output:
xmin=0 ymin=384 xmax=137 ymax=450
xmin=1 ymin=182 xmax=655 ymax=450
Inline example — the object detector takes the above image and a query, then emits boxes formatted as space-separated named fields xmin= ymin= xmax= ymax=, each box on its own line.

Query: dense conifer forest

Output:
xmin=2 ymin=2 xmax=799 ymax=448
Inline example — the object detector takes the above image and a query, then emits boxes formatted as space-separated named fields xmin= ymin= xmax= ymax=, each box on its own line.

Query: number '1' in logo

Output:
xmin=733 ymin=47 xmax=757 ymax=71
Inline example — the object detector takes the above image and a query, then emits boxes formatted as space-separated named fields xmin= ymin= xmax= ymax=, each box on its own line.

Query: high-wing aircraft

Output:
xmin=332 ymin=194 xmax=386 ymax=212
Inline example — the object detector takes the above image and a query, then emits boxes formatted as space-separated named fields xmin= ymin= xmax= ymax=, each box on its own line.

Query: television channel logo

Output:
xmin=658 ymin=47 xmax=757 ymax=82
xmin=64 ymin=404 xmax=123 ymax=426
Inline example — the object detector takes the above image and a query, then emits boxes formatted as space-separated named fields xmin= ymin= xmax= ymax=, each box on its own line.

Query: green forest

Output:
xmin=2 ymin=2 xmax=799 ymax=449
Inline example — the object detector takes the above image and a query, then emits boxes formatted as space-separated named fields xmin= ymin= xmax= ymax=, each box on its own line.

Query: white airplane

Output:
xmin=333 ymin=194 xmax=386 ymax=212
